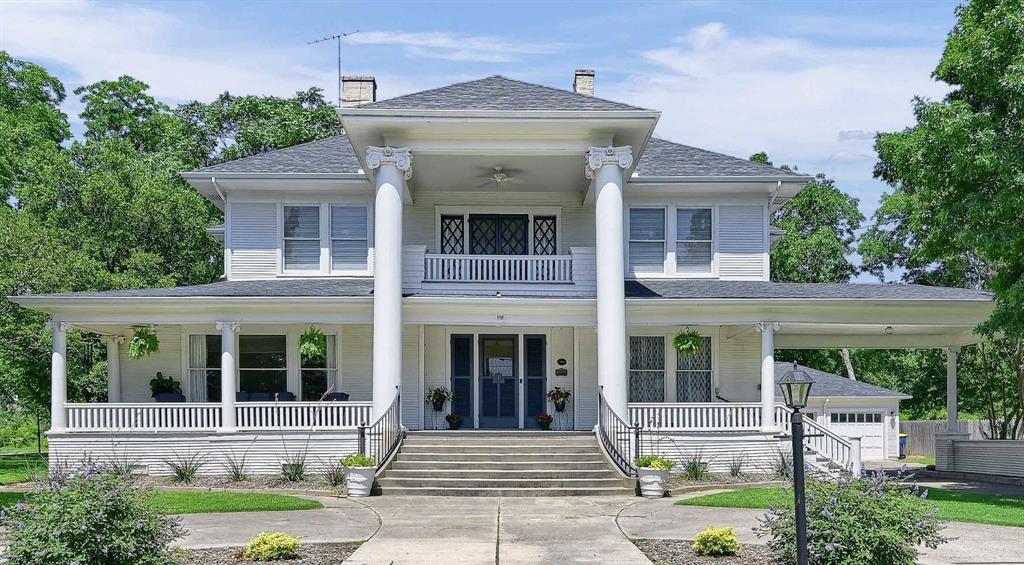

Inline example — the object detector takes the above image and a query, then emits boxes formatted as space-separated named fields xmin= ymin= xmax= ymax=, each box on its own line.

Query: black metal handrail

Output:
xmin=598 ymin=387 xmax=641 ymax=477
xmin=358 ymin=387 xmax=403 ymax=470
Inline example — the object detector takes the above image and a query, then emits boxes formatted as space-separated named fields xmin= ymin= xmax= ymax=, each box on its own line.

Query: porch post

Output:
xmin=48 ymin=321 xmax=68 ymax=432
xmin=945 ymin=346 xmax=960 ymax=431
xmin=217 ymin=321 xmax=239 ymax=432
xmin=756 ymin=322 xmax=779 ymax=431
xmin=586 ymin=146 xmax=633 ymax=418
xmin=105 ymin=336 xmax=122 ymax=403
xmin=367 ymin=146 xmax=412 ymax=419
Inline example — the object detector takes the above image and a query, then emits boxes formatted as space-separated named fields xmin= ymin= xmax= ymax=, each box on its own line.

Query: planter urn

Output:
xmin=432 ymin=400 xmax=445 ymax=412
xmin=554 ymin=400 xmax=567 ymax=413
xmin=637 ymin=467 xmax=670 ymax=498
xmin=346 ymin=466 xmax=375 ymax=498
xmin=538 ymin=420 xmax=552 ymax=431
xmin=447 ymin=419 xmax=462 ymax=430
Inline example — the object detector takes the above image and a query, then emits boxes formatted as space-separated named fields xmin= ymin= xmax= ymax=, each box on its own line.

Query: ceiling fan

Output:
xmin=474 ymin=166 xmax=525 ymax=189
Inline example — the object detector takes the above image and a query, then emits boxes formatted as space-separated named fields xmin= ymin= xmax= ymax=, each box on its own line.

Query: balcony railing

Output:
xmin=64 ymin=401 xmax=373 ymax=432
xmin=423 ymin=254 xmax=573 ymax=283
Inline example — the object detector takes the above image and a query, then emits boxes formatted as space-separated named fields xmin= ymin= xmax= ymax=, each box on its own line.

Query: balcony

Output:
xmin=424 ymin=254 xmax=573 ymax=283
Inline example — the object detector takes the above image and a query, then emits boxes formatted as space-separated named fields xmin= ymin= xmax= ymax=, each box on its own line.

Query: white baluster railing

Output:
xmin=236 ymin=401 xmax=372 ymax=430
xmin=776 ymin=405 xmax=854 ymax=471
xmin=423 ymin=254 xmax=573 ymax=283
xmin=66 ymin=403 xmax=222 ymax=431
xmin=628 ymin=402 xmax=763 ymax=431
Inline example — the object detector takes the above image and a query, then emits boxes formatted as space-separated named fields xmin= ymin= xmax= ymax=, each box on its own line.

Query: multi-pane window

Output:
xmin=283 ymin=205 xmax=320 ymax=271
xmin=533 ymin=216 xmax=557 ymax=255
xmin=330 ymin=205 xmax=368 ymax=271
xmin=830 ymin=412 xmax=883 ymax=424
xmin=300 ymin=334 xmax=337 ymax=401
xmin=440 ymin=216 xmax=465 ymax=254
xmin=676 ymin=208 xmax=713 ymax=274
xmin=629 ymin=336 xmax=665 ymax=402
xmin=239 ymin=335 xmax=287 ymax=395
xmin=676 ymin=336 xmax=713 ymax=402
xmin=629 ymin=209 xmax=666 ymax=273
xmin=188 ymin=334 xmax=222 ymax=403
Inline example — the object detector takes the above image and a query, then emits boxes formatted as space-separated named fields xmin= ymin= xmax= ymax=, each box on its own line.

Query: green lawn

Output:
xmin=0 ymin=490 xmax=322 ymax=515
xmin=903 ymin=455 xmax=936 ymax=466
xmin=0 ymin=453 xmax=48 ymax=485
xmin=677 ymin=487 xmax=1024 ymax=528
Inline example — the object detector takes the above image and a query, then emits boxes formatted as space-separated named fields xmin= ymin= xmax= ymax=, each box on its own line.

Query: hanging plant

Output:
xmin=673 ymin=329 xmax=704 ymax=357
xmin=299 ymin=326 xmax=328 ymax=360
xmin=128 ymin=327 xmax=160 ymax=359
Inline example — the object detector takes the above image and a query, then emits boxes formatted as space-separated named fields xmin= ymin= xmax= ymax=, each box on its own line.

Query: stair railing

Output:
xmin=598 ymin=387 xmax=641 ymax=477
xmin=776 ymin=405 xmax=855 ymax=473
xmin=357 ymin=386 xmax=404 ymax=471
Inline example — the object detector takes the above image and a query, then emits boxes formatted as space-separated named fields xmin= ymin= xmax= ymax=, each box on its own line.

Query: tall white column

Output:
xmin=49 ymin=321 xmax=68 ymax=431
xmin=945 ymin=346 xmax=960 ymax=431
xmin=367 ymin=146 xmax=412 ymax=419
xmin=105 ymin=336 xmax=122 ymax=403
xmin=586 ymin=146 xmax=633 ymax=418
xmin=756 ymin=322 xmax=779 ymax=431
xmin=217 ymin=321 xmax=239 ymax=432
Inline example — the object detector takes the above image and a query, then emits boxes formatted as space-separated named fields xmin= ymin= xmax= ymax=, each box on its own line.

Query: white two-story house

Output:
xmin=15 ymin=71 xmax=993 ymax=487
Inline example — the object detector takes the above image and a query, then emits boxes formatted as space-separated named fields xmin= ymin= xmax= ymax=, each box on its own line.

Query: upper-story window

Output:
xmin=628 ymin=208 xmax=666 ymax=273
xmin=283 ymin=206 xmax=320 ymax=271
xmin=628 ymin=206 xmax=714 ymax=276
xmin=330 ymin=205 xmax=368 ymax=271
xmin=282 ymin=203 xmax=369 ymax=274
xmin=438 ymin=211 xmax=558 ymax=256
xmin=676 ymin=208 xmax=713 ymax=274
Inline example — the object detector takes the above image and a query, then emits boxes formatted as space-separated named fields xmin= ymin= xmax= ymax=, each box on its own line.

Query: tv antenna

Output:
xmin=308 ymin=30 xmax=360 ymax=107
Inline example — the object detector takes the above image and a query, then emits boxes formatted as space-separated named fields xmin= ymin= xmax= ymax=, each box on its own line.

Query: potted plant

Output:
xmin=343 ymin=453 xmax=375 ymax=497
xmin=298 ymin=326 xmax=327 ymax=361
xmin=425 ymin=386 xmax=453 ymax=412
xmin=536 ymin=413 xmax=553 ymax=430
xmin=445 ymin=413 xmax=463 ymax=430
xmin=149 ymin=372 xmax=182 ymax=401
xmin=673 ymin=329 xmax=703 ymax=357
xmin=546 ymin=387 xmax=571 ymax=412
xmin=636 ymin=455 xmax=675 ymax=498
xmin=129 ymin=327 xmax=160 ymax=359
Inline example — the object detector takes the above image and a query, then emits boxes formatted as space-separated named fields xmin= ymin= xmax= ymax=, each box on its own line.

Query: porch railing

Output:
xmin=424 ymin=254 xmax=573 ymax=283
xmin=598 ymin=389 xmax=640 ymax=477
xmin=66 ymin=403 xmax=222 ymax=431
xmin=776 ymin=406 xmax=854 ymax=470
xmin=237 ymin=401 xmax=372 ymax=430
xmin=358 ymin=388 xmax=403 ymax=470
xmin=629 ymin=402 xmax=762 ymax=431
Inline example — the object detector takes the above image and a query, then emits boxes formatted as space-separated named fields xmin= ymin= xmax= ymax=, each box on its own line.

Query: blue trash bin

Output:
xmin=898 ymin=433 xmax=909 ymax=459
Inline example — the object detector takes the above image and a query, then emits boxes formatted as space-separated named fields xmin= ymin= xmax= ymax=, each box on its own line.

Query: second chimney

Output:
xmin=342 ymin=76 xmax=377 ymax=107
xmin=573 ymin=69 xmax=595 ymax=96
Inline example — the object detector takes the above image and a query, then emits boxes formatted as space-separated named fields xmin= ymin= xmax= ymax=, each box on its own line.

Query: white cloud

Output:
xmin=345 ymin=31 xmax=566 ymax=63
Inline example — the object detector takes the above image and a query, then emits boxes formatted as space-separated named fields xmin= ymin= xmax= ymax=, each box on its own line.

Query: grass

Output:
xmin=0 ymin=453 xmax=48 ymax=485
xmin=677 ymin=487 xmax=1024 ymax=528
xmin=903 ymin=455 xmax=936 ymax=466
xmin=0 ymin=489 xmax=322 ymax=515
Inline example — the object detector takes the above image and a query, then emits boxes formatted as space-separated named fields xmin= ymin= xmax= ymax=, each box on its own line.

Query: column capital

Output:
xmin=944 ymin=345 xmax=962 ymax=354
xmin=754 ymin=321 xmax=780 ymax=333
xmin=366 ymin=146 xmax=413 ymax=180
xmin=103 ymin=335 xmax=125 ymax=345
xmin=585 ymin=146 xmax=633 ymax=179
xmin=215 ymin=321 xmax=240 ymax=332
xmin=45 ymin=321 xmax=69 ymax=333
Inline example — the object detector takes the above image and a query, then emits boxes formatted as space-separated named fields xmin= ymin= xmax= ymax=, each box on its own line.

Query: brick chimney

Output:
xmin=573 ymin=69 xmax=595 ymax=96
xmin=342 ymin=76 xmax=377 ymax=107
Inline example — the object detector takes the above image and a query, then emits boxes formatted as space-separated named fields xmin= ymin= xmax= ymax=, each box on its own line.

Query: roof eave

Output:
xmin=629 ymin=175 xmax=812 ymax=184
xmin=338 ymin=107 xmax=663 ymax=120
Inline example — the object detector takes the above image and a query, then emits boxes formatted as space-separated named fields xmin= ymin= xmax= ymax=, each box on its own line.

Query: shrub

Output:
xmin=222 ymin=450 xmax=250 ymax=482
xmin=755 ymin=472 xmax=948 ymax=565
xmin=165 ymin=451 xmax=206 ymax=484
xmin=0 ymin=468 xmax=184 ymax=564
xmin=281 ymin=459 xmax=306 ymax=482
xmin=343 ymin=453 xmax=375 ymax=468
xmin=772 ymin=448 xmax=793 ymax=480
xmin=635 ymin=455 xmax=674 ymax=470
xmin=243 ymin=532 xmax=301 ymax=561
xmin=106 ymin=446 xmax=141 ymax=477
xmin=693 ymin=526 xmax=740 ymax=556
xmin=681 ymin=448 xmax=711 ymax=481
xmin=148 ymin=371 xmax=180 ymax=396
xmin=728 ymin=452 xmax=747 ymax=478
xmin=320 ymin=457 xmax=346 ymax=487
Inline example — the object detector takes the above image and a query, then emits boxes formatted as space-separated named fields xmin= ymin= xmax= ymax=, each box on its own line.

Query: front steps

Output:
xmin=376 ymin=431 xmax=635 ymax=496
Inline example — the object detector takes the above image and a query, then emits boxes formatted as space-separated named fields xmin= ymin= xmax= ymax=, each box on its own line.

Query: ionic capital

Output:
xmin=215 ymin=321 xmax=240 ymax=333
xmin=103 ymin=335 xmax=126 ymax=345
xmin=754 ymin=322 xmax=780 ymax=333
xmin=585 ymin=146 xmax=633 ymax=179
xmin=366 ymin=146 xmax=413 ymax=180
xmin=45 ymin=321 xmax=69 ymax=333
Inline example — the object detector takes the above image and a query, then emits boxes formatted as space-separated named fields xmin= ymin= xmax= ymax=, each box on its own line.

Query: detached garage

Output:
xmin=775 ymin=363 xmax=911 ymax=461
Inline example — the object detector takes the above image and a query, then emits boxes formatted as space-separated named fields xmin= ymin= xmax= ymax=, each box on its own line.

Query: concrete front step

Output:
xmin=384 ymin=469 xmax=620 ymax=480
xmin=377 ymin=486 xmax=632 ymax=497
xmin=378 ymin=477 xmax=631 ymax=489
xmin=402 ymin=438 xmax=599 ymax=447
xmin=400 ymin=444 xmax=599 ymax=454
xmin=394 ymin=452 xmax=606 ymax=462
xmin=389 ymin=460 xmax=612 ymax=471
xmin=406 ymin=431 xmax=592 ymax=438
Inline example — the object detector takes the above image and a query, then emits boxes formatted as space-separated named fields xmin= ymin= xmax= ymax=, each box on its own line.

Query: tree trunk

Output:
xmin=840 ymin=348 xmax=856 ymax=380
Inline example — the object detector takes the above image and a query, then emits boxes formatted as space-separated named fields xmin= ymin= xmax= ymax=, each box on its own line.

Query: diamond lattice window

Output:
xmin=441 ymin=215 xmax=465 ymax=254
xmin=629 ymin=336 xmax=665 ymax=402
xmin=533 ymin=216 xmax=557 ymax=255
xmin=676 ymin=336 xmax=713 ymax=402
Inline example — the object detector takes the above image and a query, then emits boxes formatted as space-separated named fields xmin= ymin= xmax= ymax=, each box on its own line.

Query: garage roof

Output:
xmin=775 ymin=362 xmax=912 ymax=399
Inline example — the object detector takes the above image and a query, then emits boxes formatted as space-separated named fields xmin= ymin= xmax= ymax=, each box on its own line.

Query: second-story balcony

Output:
xmin=424 ymin=253 xmax=573 ymax=283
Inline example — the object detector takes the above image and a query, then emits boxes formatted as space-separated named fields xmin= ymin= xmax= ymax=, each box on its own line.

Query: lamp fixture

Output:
xmin=884 ymin=325 xmax=895 ymax=335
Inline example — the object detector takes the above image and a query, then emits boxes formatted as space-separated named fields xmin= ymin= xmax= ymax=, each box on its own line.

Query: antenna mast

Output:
xmin=308 ymin=30 xmax=360 ymax=107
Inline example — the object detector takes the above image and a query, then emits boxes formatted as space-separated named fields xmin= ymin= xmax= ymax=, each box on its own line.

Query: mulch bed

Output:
xmin=182 ymin=542 xmax=361 ymax=564
xmin=634 ymin=539 xmax=773 ymax=565
xmin=134 ymin=475 xmax=344 ymax=494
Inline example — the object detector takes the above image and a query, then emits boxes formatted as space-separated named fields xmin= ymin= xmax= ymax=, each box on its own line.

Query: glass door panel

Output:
xmin=478 ymin=335 xmax=518 ymax=428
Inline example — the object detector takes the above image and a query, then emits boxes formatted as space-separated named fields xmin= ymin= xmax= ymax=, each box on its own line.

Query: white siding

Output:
xmin=401 ymin=325 xmax=422 ymax=430
xmin=717 ymin=332 xmax=760 ymax=402
xmin=639 ymin=431 xmax=785 ymax=473
xmin=575 ymin=327 xmax=599 ymax=430
xmin=341 ymin=325 xmax=372 ymax=401
xmin=119 ymin=329 xmax=183 ymax=403
xmin=229 ymin=202 xmax=278 ymax=280
xmin=718 ymin=205 xmax=766 ymax=280
xmin=548 ymin=327 xmax=575 ymax=430
xmin=422 ymin=326 xmax=448 ymax=430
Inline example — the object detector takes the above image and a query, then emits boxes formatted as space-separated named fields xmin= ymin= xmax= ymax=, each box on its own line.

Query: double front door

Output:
xmin=450 ymin=334 xmax=547 ymax=429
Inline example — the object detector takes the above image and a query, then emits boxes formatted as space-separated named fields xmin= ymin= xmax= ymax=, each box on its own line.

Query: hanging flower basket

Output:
xmin=299 ymin=326 xmax=328 ymax=360
xmin=673 ymin=329 xmax=704 ymax=357
xmin=426 ymin=387 xmax=453 ymax=412
xmin=129 ymin=327 xmax=160 ymax=359
xmin=546 ymin=387 xmax=572 ymax=412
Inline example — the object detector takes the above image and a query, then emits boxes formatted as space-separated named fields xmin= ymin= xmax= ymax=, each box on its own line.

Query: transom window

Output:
xmin=629 ymin=336 xmax=665 ymax=402
xmin=831 ymin=412 xmax=883 ymax=424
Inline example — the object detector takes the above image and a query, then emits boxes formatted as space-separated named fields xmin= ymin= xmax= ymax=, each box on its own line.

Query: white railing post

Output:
xmin=849 ymin=436 xmax=863 ymax=475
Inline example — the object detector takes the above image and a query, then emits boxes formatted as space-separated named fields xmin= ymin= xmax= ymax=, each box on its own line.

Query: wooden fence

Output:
xmin=899 ymin=420 xmax=1018 ymax=457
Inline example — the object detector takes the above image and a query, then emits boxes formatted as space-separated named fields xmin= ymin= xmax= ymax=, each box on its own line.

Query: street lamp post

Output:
xmin=779 ymin=362 xmax=814 ymax=565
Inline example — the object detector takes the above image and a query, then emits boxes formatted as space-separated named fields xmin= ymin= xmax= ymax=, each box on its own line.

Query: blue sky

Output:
xmin=3 ymin=0 xmax=961 ymax=280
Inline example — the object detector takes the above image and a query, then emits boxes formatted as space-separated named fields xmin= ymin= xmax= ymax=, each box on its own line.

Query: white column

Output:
xmin=586 ymin=146 xmax=633 ymax=418
xmin=756 ymin=322 xmax=779 ymax=431
xmin=849 ymin=436 xmax=863 ymax=475
xmin=945 ymin=346 xmax=960 ymax=432
xmin=217 ymin=321 xmax=239 ymax=432
xmin=49 ymin=321 xmax=68 ymax=431
xmin=105 ymin=336 xmax=122 ymax=403
xmin=367 ymin=146 xmax=412 ymax=419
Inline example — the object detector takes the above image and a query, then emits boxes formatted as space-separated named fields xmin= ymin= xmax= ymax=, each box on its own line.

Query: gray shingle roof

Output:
xmin=775 ymin=363 xmax=911 ymax=399
xmin=34 ymin=279 xmax=375 ymax=298
xmin=635 ymin=138 xmax=802 ymax=178
xmin=625 ymin=280 xmax=993 ymax=300
xmin=359 ymin=75 xmax=647 ymax=112
xmin=195 ymin=135 xmax=362 ymax=174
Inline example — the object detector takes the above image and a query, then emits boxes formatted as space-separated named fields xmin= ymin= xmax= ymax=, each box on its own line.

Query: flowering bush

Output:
xmin=425 ymin=386 xmax=454 ymax=404
xmin=243 ymin=531 xmax=300 ymax=561
xmin=755 ymin=471 xmax=948 ymax=564
xmin=0 ymin=467 xmax=184 ymax=564
xmin=635 ymin=455 xmax=675 ymax=470
xmin=693 ymin=526 xmax=740 ymax=556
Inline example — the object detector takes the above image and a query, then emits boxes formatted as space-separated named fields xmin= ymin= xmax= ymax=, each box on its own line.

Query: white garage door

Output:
xmin=829 ymin=412 xmax=886 ymax=460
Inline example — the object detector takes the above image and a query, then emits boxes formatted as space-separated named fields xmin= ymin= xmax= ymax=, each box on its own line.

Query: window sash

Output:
xmin=330 ymin=205 xmax=368 ymax=271
xmin=283 ymin=205 xmax=321 ymax=271
xmin=629 ymin=209 xmax=666 ymax=273
xmin=676 ymin=208 xmax=713 ymax=274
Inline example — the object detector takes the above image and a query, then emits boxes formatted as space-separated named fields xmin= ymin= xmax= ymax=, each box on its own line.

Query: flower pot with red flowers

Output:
xmin=536 ymin=413 xmax=553 ymax=430
xmin=546 ymin=387 xmax=571 ymax=413
xmin=445 ymin=413 xmax=463 ymax=430
xmin=425 ymin=386 xmax=453 ymax=413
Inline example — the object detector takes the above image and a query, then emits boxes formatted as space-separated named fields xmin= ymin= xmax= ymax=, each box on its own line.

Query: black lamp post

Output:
xmin=778 ymin=362 xmax=814 ymax=565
